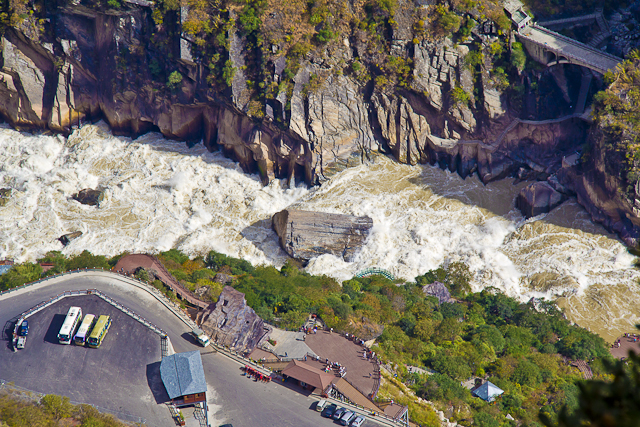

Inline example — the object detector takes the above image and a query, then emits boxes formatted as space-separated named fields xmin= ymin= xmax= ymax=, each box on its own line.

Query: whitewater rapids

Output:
xmin=0 ymin=122 xmax=637 ymax=342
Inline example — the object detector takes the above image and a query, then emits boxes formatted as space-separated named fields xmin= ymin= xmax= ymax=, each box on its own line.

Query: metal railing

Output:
xmin=0 ymin=267 xmax=199 ymax=331
xmin=354 ymin=267 xmax=395 ymax=280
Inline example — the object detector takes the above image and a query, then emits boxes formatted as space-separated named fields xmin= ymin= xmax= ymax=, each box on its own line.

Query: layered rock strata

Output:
xmin=272 ymin=209 xmax=373 ymax=262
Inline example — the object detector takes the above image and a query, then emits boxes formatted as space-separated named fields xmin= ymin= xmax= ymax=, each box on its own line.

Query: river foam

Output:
xmin=1 ymin=122 xmax=638 ymax=341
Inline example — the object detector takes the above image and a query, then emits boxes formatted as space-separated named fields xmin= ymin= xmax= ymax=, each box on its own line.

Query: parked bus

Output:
xmin=87 ymin=315 xmax=111 ymax=348
xmin=58 ymin=306 xmax=83 ymax=345
xmin=73 ymin=314 xmax=96 ymax=346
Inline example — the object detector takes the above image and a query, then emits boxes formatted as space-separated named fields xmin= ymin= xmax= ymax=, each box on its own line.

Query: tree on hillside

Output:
xmin=540 ymin=338 xmax=640 ymax=426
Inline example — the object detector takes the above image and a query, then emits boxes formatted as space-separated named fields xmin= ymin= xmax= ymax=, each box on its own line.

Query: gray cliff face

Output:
xmin=272 ymin=209 xmax=373 ymax=262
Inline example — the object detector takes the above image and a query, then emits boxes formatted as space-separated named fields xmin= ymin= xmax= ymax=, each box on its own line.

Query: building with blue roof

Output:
xmin=472 ymin=381 xmax=504 ymax=402
xmin=160 ymin=350 xmax=207 ymax=406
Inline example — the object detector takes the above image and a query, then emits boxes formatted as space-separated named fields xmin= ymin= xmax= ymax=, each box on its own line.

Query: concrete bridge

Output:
xmin=517 ymin=24 xmax=622 ymax=75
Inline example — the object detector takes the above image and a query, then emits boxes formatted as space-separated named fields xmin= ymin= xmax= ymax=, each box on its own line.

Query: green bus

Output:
xmin=87 ymin=315 xmax=112 ymax=348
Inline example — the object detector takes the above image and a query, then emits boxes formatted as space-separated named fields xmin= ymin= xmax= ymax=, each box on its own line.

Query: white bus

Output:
xmin=73 ymin=314 xmax=96 ymax=346
xmin=58 ymin=306 xmax=83 ymax=345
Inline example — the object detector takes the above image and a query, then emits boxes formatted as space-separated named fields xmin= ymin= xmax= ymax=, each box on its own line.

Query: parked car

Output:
xmin=339 ymin=411 xmax=356 ymax=426
xmin=350 ymin=415 xmax=365 ymax=427
xmin=332 ymin=407 xmax=346 ymax=421
xmin=321 ymin=403 xmax=337 ymax=418
xmin=19 ymin=320 xmax=28 ymax=336
xmin=315 ymin=399 xmax=327 ymax=412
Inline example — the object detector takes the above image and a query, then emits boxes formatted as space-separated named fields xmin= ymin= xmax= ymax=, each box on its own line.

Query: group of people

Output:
xmin=323 ymin=359 xmax=347 ymax=377
xmin=612 ymin=333 xmax=640 ymax=348
xmin=345 ymin=332 xmax=367 ymax=346
xmin=243 ymin=365 xmax=271 ymax=382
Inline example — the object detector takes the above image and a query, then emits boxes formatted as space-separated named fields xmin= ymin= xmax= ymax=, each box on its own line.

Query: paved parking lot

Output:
xmin=0 ymin=295 xmax=166 ymax=425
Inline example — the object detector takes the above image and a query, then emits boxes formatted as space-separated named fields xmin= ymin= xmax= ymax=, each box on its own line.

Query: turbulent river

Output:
xmin=1 ymin=122 xmax=638 ymax=342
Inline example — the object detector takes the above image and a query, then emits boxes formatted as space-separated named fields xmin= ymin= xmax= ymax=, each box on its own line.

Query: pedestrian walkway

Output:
xmin=305 ymin=331 xmax=378 ymax=399
xmin=610 ymin=333 xmax=640 ymax=359
xmin=268 ymin=329 xmax=317 ymax=359
xmin=114 ymin=254 xmax=208 ymax=309
xmin=518 ymin=24 xmax=621 ymax=75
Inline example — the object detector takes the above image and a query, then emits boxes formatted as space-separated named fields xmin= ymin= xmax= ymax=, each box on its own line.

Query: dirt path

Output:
xmin=113 ymin=254 xmax=209 ymax=309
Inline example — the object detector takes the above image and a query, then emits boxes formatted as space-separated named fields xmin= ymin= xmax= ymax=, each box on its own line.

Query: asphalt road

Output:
xmin=0 ymin=274 xmax=383 ymax=427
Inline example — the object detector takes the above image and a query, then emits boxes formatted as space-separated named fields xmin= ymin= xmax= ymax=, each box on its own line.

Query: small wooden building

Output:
xmin=160 ymin=351 xmax=207 ymax=406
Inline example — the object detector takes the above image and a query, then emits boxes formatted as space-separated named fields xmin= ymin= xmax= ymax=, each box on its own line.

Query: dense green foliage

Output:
xmin=0 ymin=249 xmax=613 ymax=426
xmin=541 ymin=339 xmax=640 ymax=427
xmin=0 ymin=392 xmax=131 ymax=427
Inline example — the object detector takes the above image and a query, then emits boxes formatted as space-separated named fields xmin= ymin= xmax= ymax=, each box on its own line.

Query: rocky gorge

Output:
xmin=0 ymin=0 xmax=639 ymax=246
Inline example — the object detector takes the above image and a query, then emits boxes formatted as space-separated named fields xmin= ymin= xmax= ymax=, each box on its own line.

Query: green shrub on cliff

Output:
xmin=0 ymin=391 xmax=129 ymax=427
xmin=592 ymin=51 xmax=640 ymax=197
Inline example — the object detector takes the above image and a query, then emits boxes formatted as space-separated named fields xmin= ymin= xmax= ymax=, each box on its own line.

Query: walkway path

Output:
xmin=610 ymin=334 xmax=640 ymax=359
xmin=114 ymin=254 xmax=208 ymax=309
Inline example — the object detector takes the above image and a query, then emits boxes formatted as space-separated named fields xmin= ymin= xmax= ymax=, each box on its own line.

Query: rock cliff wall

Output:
xmin=1 ymin=3 xmax=632 ymax=245
xmin=557 ymin=127 xmax=640 ymax=247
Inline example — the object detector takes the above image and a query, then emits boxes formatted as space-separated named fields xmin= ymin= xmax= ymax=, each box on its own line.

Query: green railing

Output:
xmin=354 ymin=268 xmax=395 ymax=280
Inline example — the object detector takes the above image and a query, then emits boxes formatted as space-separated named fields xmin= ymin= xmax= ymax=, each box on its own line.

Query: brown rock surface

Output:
xmin=272 ymin=209 xmax=373 ymax=262
xmin=198 ymin=286 xmax=269 ymax=353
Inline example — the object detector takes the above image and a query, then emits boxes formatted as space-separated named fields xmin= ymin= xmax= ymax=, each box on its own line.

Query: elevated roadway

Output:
xmin=518 ymin=24 xmax=622 ymax=75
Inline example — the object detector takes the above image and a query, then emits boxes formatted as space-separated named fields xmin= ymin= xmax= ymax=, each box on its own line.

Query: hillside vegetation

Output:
xmin=0 ymin=391 xmax=132 ymax=427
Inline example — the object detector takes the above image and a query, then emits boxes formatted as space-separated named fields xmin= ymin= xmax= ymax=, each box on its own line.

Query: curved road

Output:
xmin=0 ymin=272 xmax=379 ymax=427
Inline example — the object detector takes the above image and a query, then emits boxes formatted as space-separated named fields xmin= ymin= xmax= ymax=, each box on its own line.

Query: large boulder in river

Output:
xmin=516 ymin=182 xmax=566 ymax=218
xmin=59 ymin=231 xmax=82 ymax=246
xmin=72 ymin=188 xmax=104 ymax=206
xmin=198 ymin=286 xmax=269 ymax=353
xmin=0 ymin=188 xmax=12 ymax=207
xmin=272 ymin=209 xmax=373 ymax=262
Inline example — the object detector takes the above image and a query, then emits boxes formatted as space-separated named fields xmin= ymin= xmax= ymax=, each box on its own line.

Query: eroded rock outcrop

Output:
xmin=272 ymin=209 xmax=373 ymax=262
xmin=198 ymin=285 xmax=269 ymax=353
xmin=516 ymin=181 xmax=567 ymax=218
xmin=59 ymin=231 xmax=82 ymax=246
xmin=557 ymin=128 xmax=640 ymax=247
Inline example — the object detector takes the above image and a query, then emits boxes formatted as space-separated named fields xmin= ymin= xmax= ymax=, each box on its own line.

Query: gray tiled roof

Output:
xmin=160 ymin=351 xmax=207 ymax=399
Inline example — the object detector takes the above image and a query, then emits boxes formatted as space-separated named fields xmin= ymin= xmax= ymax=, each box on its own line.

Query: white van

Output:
xmin=315 ymin=399 xmax=327 ymax=412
